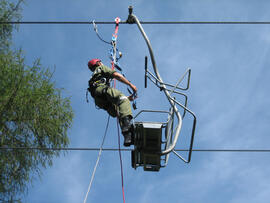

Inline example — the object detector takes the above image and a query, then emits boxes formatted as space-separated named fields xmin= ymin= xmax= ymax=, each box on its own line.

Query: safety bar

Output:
xmin=134 ymin=109 xmax=171 ymax=123
xmin=146 ymin=69 xmax=190 ymax=118
xmin=164 ymin=107 xmax=175 ymax=166
xmin=146 ymin=68 xmax=191 ymax=92
xmin=170 ymin=97 xmax=197 ymax=163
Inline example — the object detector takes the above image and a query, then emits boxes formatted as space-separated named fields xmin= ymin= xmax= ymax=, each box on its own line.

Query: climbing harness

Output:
xmin=87 ymin=75 xmax=110 ymax=102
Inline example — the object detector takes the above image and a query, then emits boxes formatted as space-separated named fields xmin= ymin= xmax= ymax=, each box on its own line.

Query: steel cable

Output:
xmin=2 ymin=21 xmax=270 ymax=25
xmin=1 ymin=147 xmax=270 ymax=152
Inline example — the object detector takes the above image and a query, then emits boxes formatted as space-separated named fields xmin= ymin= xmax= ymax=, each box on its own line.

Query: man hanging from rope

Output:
xmin=88 ymin=58 xmax=137 ymax=147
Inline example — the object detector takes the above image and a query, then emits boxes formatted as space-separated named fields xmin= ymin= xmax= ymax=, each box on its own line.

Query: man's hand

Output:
xmin=129 ymin=83 xmax=137 ymax=93
xmin=128 ymin=95 xmax=135 ymax=101
xmin=128 ymin=83 xmax=137 ymax=101
xmin=112 ymin=72 xmax=138 ymax=100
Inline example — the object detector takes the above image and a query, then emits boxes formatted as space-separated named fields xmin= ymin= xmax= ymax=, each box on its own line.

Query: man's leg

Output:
xmin=105 ymin=87 xmax=134 ymax=146
xmin=93 ymin=86 xmax=118 ymax=117
xmin=94 ymin=96 xmax=117 ymax=117
xmin=119 ymin=115 xmax=134 ymax=146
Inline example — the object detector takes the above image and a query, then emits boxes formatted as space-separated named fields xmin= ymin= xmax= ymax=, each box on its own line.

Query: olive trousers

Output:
xmin=93 ymin=84 xmax=132 ymax=119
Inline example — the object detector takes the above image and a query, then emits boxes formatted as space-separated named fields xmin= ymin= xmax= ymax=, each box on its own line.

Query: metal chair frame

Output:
xmin=127 ymin=6 xmax=197 ymax=171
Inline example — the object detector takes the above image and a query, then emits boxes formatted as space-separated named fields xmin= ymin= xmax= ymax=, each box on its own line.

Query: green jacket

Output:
xmin=88 ymin=65 xmax=116 ymax=96
xmin=88 ymin=65 xmax=133 ymax=119
xmin=90 ymin=65 xmax=116 ymax=84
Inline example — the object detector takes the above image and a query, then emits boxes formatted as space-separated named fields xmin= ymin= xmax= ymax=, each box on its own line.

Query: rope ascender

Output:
xmin=111 ymin=17 xmax=121 ymax=71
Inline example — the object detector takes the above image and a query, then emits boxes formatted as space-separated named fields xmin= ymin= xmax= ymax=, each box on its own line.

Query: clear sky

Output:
xmin=12 ymin=0 xmax=270 ymax=202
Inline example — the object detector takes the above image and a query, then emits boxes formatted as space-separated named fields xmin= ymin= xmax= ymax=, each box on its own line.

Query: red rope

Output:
xmin=117 ymin=120 xmax=126 ymax=203
xmin=113 ymin=17 xmax=120 ymax=41
xmin=111 ymin=17 xmax=126 ymax=203
xmin=111 ymin=17 xmax=120 ymax=86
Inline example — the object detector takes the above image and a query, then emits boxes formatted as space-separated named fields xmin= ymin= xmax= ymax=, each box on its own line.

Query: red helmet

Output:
xmin=88 ymin=59 xmax=101 ymax=71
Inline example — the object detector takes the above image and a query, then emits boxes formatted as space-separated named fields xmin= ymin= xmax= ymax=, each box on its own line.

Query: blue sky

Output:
xmin=11 ymin=0 xmax=270 ymax=202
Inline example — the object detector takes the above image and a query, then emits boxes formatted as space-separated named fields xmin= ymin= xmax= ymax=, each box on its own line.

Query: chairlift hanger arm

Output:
xmin=127 ymin=7 xmax=183 ymax=155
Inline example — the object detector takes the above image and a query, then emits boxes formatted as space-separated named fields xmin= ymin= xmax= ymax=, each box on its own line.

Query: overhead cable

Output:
xmin=2 ymin=21 xmax=270 ymax=25
xmin=1 ymin=147 xmax=270 ymax=152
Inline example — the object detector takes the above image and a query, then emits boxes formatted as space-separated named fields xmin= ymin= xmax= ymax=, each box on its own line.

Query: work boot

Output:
xmin=120 ymin=116 xmax=134 ymax=147
xmin=123 ymin=131 xmax=132 ymax=147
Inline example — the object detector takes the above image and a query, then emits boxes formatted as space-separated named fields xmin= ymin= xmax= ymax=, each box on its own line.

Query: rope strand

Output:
xmin=83 ymin=115 xmax=110 ymax=203
xmin=111 ymin=18 xmax=126 ymax=203
xmin=117 ymin=120 xmax=126 ymax=203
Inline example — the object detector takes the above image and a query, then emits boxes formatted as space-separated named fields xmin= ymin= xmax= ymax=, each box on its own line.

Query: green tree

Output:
xmin=0 ymin=1 xmax=74 ymax=202
xmin=0 ymin=0 xmax=23 ymax=51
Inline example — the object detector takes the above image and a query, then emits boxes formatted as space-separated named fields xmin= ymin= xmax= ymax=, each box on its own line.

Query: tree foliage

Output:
xmin=0 ymin=0 xmax=23 ymax=51
xmin=0 ymin=1 xmax=74 ymax=201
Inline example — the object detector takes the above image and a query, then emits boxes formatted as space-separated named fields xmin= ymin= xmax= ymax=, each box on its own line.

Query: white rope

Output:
xmin=83 ymin=115 xmax=110 ymax=203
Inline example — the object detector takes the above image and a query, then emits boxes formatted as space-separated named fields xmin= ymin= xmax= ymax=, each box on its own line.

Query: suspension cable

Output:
xmin=2 ymin=21 xmax=270 ymax=25
xmin=83 ymin=115 xmax=110 ymax=203
xmin=1 ymin=147 xmax=270 ymax=152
